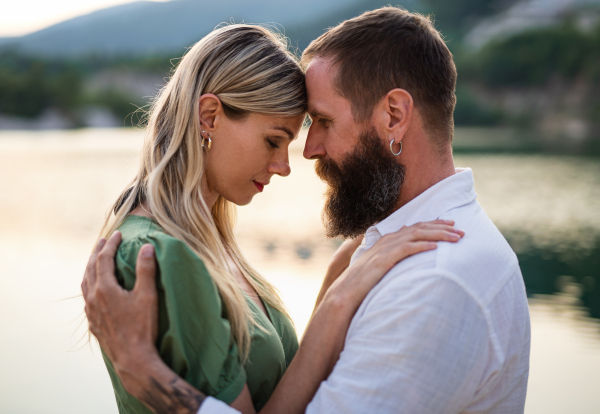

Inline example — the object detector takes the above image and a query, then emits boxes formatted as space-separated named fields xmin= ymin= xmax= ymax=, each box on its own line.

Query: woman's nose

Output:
xmin=269 ymin=152 xmax=291 ymax=177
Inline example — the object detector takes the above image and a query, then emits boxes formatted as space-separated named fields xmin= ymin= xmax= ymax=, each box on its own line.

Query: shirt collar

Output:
xmin=363 ymin=168 xmax=477 ymax=247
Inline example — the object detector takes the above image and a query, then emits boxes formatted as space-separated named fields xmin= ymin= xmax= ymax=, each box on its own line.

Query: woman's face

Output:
xmin=204 ymin=111 xmax=305 ymax=206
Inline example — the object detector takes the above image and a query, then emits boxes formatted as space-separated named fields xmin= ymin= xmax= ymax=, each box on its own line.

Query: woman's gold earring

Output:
xmin=201 ymin=130 xmax=212 ymax=152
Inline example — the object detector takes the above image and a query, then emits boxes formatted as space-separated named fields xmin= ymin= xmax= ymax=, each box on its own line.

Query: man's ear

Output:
xmin=198 ymin=94 xmax=222 ymax=131
xmin=377 ymin=88 xmax=413 ymax=142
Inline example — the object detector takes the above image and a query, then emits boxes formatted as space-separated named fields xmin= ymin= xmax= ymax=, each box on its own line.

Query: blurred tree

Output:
xmin=454 ymin=86 xmax=504 ymax=126
xmin=422 ymin=0 xmax=519 ymax=37
xmin=0 ymin=61 xmax=50 ymax=118
xmin=88 ymin=88 xmax=144 ymax=126
xmin=464 ymin=20 xmax=599 ymax=87
xmin=50 ymin=69 xmax=83 ymax=112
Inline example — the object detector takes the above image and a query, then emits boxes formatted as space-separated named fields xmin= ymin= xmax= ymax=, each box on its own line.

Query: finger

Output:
xmin=375 ymin=240 xmax=438 ymax=270
xmin=133 ymin=244 xmax=158 ymax=295
xmin=81 ymin=278 xmax=88 ymax=298
xmin=423 ymin=219 xmax=455 ymax=226
xmin=416 ymin=224 xmax=464 ymax=237
xmin=97 ymin=231 xmax=122 ymax=289
xmin=410 ymin=229 xmax=463 ymax=242
xmin=401 ymin=241 xmax=438 ymax=258
xmin=93 ymin=237 xmax=108 ymax=256
xmin=82 ymin=238 xmax=107 ymax=297
xmin=84 ymin=303 xmax=94 ymax=330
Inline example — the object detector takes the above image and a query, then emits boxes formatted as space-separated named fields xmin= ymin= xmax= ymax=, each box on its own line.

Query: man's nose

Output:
xmin=303 ymin=124 xmax=327 ymax=160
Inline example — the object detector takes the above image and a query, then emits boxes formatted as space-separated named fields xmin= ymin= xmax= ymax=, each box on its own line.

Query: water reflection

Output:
xmin=511 ymin=234 xmax=600 ymax=324
xmin=0 ymin=128 xmax=599 ymax=413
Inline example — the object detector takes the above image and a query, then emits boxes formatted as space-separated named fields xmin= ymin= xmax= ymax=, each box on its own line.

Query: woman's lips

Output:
xmin=253 ymin=181 xmax=265 ymax=192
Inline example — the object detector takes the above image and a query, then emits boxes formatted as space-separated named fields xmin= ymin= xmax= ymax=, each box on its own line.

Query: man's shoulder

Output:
xmin=437 ymin=200 xmax=522 ymax=305
xmin=373 ymin=200 xmax=523 ymax=309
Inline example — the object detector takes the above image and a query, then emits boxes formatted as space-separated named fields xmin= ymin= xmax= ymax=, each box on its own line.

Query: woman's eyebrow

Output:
xmin=269 ymin=126 xmax=294 ymax=140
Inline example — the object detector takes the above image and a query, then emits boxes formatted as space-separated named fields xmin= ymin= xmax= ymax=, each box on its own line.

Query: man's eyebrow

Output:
xmin=307 ymin=110 xmax=328 ymax=119
xmin=270 ymin=126 xmax=295 ymax=140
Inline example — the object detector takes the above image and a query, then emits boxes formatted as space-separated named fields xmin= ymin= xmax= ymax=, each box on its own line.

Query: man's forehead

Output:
xmin=308 ymin=97 xmax=339 ymax=119
xmin=305 ymin=56 xmax=337 ymax=83
xmin=306 ymin=56 xmax=344 ymax=117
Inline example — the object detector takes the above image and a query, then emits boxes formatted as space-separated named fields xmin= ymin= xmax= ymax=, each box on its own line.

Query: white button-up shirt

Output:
xmin=200 ymin=168 xmax=531 ymax=414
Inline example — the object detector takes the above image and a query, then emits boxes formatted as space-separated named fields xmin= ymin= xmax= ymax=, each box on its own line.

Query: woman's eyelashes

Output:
xmin=266 ymin=138 xmax=280 ymax=149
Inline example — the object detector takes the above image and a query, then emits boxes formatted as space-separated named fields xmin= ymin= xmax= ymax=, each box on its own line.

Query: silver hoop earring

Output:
xmin=201 ymin=130 xmax=212 ymax=151
xmin=390 ymin=139 xmax=402 ymax=156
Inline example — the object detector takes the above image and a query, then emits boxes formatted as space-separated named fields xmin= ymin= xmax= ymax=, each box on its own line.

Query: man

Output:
xmin=83 ymin=7 xmax=530 ymax=414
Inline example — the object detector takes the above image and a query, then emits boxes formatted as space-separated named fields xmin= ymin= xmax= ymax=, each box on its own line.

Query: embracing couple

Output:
xmin=82 ymin=7 xmax=531 ymax=414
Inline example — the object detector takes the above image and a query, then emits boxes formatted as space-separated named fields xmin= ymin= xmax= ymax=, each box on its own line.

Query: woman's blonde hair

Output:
xmin=99 ymin=24 xmax=307 ymax=359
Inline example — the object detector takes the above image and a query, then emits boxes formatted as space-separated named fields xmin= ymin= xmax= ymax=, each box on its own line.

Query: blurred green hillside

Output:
xmin=0 ymin=0 xmax=599 ymax=153
xmin=0 ymin=51 xmax=171 ymax=125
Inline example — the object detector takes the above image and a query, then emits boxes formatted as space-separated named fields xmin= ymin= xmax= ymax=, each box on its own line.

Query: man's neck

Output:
xmin=395 ymin=142 xmax=455 ymax=210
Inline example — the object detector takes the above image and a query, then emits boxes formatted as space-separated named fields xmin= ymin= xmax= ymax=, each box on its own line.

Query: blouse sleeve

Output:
xmin=115 ymin=235 xmax=247 ymax=404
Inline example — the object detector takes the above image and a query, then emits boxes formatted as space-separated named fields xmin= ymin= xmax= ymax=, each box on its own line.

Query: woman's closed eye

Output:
xmin=266 ymin=138 xmax=280 ymax=149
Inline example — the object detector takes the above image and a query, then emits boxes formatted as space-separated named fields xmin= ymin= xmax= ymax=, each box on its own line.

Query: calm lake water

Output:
xmin=0 ymin=128 xmax=599 ymax=413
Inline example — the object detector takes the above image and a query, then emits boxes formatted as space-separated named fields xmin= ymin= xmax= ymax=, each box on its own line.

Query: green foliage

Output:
xmin=590 ymin=100 xmax=600 ymax=122
xmin=1 ymin=4 xmax=600 ymax=136
xmin=422 ymin=0 xmax=518 ymax=37
xmin=464 ymin=20 xmax=600 ymax=87
xmin=0 ymin=48 xmax=167 ymax=121
xmin=0 ymin=51 xmax=83 ymax=118
xmin=454 ymin=86 xmax=504 ymax=126
xmin=85 ymin=89 xmax=145 ymax=126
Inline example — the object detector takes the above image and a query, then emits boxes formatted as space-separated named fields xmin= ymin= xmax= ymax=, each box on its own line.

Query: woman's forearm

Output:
xmin=313 ymin=260 xmax=348 ymax=313
xmin=115 ymin=290 xmax=354 ymax=414
xmin=260 ymin=290 xmax=355 ymax=414
xmin=313 ymin=236 xmax=364 ymax=314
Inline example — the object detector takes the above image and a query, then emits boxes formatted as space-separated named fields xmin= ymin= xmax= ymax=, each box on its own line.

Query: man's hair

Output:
xmin=302 ymin=7 xmax=457 ymax=142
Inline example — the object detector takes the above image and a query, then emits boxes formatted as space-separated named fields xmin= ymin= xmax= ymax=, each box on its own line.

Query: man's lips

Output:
xmin=253 ymin=181 xmax=266 ymax=192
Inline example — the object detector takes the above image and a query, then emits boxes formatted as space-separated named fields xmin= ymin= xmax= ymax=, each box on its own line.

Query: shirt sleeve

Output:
xmin=306 ymin=272 xmax=492 ymax=414
xmin=197 ymin=397 xmax=242 ymax=414
xmin=116 ymin=235 xmax=247 ymax=404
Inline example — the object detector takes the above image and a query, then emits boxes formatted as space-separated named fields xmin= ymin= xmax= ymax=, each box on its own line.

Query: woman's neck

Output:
xmin=201 ymin=176 xmax=218 ymax=209
xmin=130 ymin=203 xmax=153 ymax=218
xmin=130 ymin=184 xmax=217 ymax=219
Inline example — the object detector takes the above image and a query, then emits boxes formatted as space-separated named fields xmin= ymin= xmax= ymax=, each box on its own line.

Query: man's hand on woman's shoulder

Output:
xmin=81 ymin=233 xmax=207 ymax=414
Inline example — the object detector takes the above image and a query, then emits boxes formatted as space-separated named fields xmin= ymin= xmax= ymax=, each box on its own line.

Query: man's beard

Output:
xmin=315 ymin=127 xmax=406 ymax=239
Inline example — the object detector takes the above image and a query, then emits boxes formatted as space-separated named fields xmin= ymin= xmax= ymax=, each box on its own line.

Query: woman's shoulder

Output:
xmin=117 ymin=215 xmax=194 ymax=256
xmin=117 ymin=214 xmax=168 ymax=240
xmin=115 ymin=215 xmax=213 ymax=288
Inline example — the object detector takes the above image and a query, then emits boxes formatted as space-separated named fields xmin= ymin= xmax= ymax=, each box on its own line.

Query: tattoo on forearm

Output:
xmin=140 ymin=376 xmax=205 ymax=414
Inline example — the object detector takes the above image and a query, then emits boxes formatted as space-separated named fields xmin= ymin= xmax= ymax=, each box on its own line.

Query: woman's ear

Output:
xmin=198 ymin=94 xmax=222 ymax=131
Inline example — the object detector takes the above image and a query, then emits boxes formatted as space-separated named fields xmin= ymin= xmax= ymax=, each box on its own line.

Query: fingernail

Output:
xmin=112 ymin=230 xmax=121 ymax=238
xmin=98 ymin=238 xmax=106 ymax=247
xmin=428 ymin=242 xmax=438 ymax=248
xmin=446 ymin=220 xmax=455 ymax=225
xmin=141 ymin=245 xmax=154 ymax=258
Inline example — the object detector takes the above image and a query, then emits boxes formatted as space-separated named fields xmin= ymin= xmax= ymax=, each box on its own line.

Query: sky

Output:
xmin=0 ymin=0 xmax=168 ymax=37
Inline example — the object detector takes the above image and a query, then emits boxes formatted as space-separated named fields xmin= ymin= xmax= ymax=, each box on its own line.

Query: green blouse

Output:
xmin=102 ymin=215 xmax=299 ymax=413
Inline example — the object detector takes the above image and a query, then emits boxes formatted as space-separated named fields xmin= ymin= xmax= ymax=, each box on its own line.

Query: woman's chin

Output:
xmin=227 ymin=194 xmax=255 ymax=207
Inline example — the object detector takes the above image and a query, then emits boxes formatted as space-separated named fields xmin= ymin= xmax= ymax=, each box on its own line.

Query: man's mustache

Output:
xmin=315 ymin=157 xmax=343 ymax=186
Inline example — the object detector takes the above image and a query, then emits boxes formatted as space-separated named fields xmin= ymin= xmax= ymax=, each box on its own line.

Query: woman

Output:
xmin=95 ymin=24 xmax=463 ymax=414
